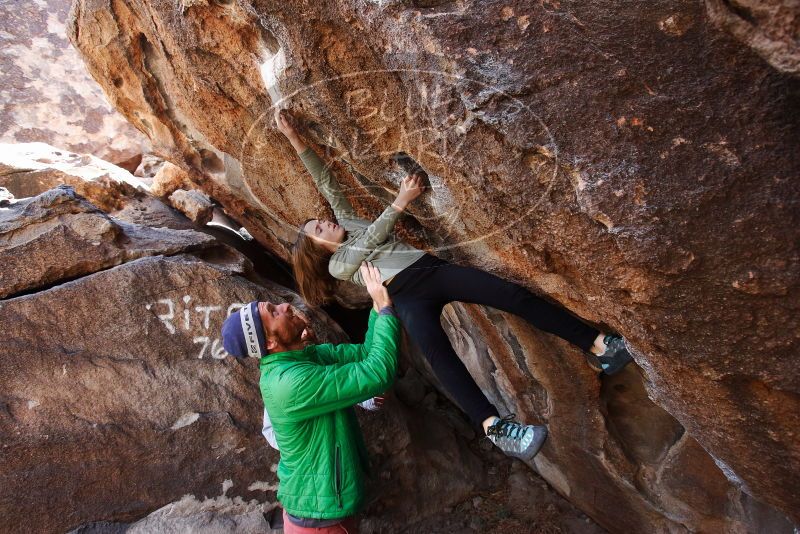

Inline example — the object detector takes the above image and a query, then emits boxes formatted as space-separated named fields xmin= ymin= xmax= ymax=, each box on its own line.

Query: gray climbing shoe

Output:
xmin=486 ymin=415 xmax=548 ymax=460
xmin=586 ymin=335 xmax=633 ymax=376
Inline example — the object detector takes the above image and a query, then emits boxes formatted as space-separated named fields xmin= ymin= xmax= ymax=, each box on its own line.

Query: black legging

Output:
xmin=387 ymin=254 xmax=599 ymax=426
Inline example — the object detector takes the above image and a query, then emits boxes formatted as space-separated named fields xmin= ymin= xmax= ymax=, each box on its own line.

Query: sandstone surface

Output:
xmin=64 ymin=0 xmax=800 ymax=530
xmin=0 ymin=142 xmax=149 ymax=211
xmin=149 ymin=160 xmax=193 ymax=197
xmin=133 ymin=153 xmax=167 ymax=183
xmin=0 ymin=249 xmax=304 ymax=533
xmin=0 ymin=186 xmax=215 ymax=299
xmin=0 ymin=0 xmax=148 ymax=166
xmin=0 ymin=141 xmax=196 ymax=232
xmin=169 ymin=188 xmax=215 ymax=224
xmin=706 ymin=0 xmax=800 ymax=75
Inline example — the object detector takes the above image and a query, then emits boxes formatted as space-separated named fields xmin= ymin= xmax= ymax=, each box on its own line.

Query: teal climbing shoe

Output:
xmin=486 ymin=415 xmax=548 ymax=461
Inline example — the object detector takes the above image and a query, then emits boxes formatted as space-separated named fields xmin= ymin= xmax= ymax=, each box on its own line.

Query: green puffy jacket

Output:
xmin=259 ymin=309 xmax=400 ymax=519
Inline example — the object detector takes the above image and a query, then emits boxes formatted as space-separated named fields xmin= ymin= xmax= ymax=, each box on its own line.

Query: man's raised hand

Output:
xmin=360 ymin=261 xmax=391 ymax=312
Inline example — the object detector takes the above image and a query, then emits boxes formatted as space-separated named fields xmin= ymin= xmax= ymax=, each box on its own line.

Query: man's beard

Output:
xmin=280 ymin=324 xmax=316 ymax=347
xmin=299 ymin=325 xmax=317 ymax=345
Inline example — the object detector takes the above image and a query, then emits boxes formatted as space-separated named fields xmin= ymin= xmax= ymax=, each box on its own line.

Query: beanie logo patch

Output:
xmin=240 ymin=303 xmax=262 ymax=358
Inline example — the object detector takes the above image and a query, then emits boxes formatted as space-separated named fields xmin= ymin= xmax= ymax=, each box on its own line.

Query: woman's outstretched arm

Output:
xmin=329 ymin=174 xmax=424 ymax=282
xmin=275 ymin=108 xmax=357 ymax=221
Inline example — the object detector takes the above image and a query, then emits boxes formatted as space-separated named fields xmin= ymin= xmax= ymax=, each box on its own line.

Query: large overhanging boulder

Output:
xmin=66 ymin=0 xmax=799 ymax=530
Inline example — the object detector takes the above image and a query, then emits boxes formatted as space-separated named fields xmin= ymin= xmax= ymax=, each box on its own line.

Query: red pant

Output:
xmin=282 ymin=511 xmax=359 ymax=534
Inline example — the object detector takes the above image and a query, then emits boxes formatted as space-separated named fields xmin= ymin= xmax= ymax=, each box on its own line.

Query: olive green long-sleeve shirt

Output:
xmin=299 ymin=147 xmax=425 ymax=286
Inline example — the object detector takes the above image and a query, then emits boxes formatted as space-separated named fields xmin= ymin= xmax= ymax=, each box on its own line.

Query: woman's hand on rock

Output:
xmin=360 ymin=261 xmax=391 ymax=311
xmin=274 ymin=108 xmax=297 ymax=137
xmin=275 ymin=108 xmax=299 ymax=139
xmin=392 ymin=172 xmax=425 ymax=211
xmin=274 ymin=108 xmax=308 ymax=153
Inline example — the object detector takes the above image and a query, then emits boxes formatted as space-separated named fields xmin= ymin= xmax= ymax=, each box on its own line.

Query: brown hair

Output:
xmin=292 ymin=218 xmax=336 ymax=307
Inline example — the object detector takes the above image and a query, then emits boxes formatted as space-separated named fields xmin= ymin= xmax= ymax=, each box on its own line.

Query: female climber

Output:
xmin=275 ymin=108 xmax=633 ymax=460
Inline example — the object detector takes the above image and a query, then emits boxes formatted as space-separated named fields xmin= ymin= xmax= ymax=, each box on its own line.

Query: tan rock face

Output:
xmin=150 ymin=161 xmax=193 ymax=197
xmin=0 ymin=142 xmax=149 ymax=211
xmin=133 ymin=153 xmax=167 ymax=182
xmin=0 ymin=142 xmax=194 ymax=233
xmin=168 ymin=188 xmax=214 ymax=224
xmin=0 ymin=186 xmax=215 ymax=299
xmin=0 ymin=0 xmax=149 ymax=165
xmin=67 ymin=0 xmax=799 ymax=530
xmin=0 ymin=185 xmax=284 ymax=532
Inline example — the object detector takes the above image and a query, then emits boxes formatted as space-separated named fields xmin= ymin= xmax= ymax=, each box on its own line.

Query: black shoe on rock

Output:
xmin=586 ymin=335 xmax=633 ymax=376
